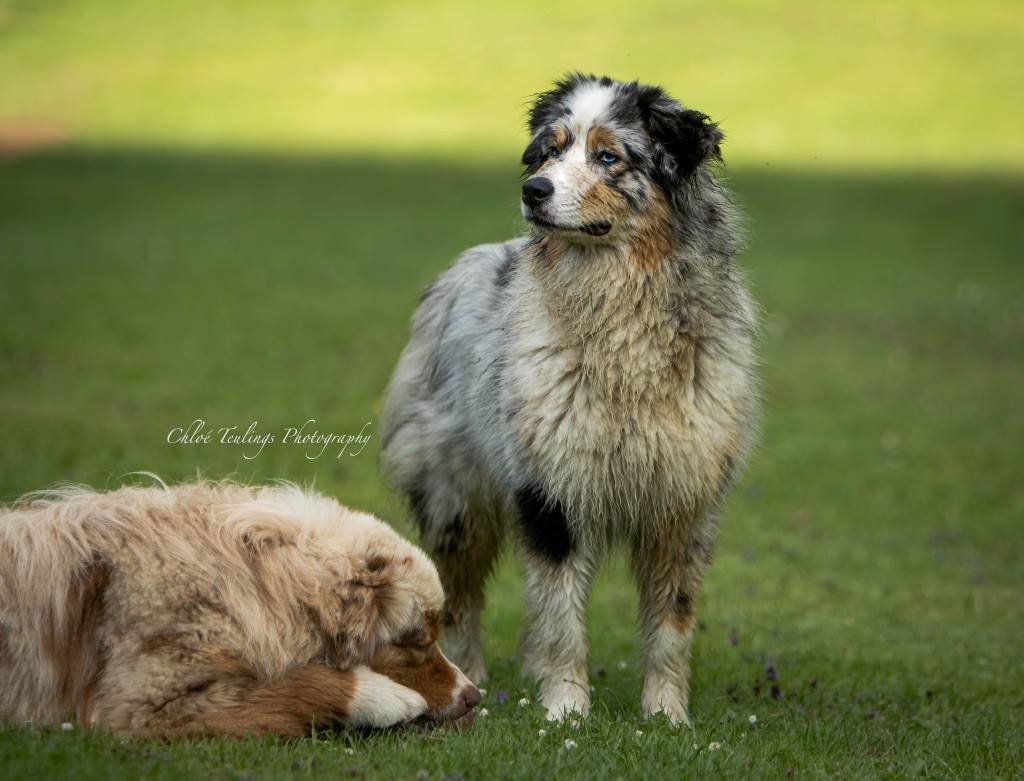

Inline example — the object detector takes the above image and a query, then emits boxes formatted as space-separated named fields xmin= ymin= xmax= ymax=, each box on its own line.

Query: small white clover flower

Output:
xmin=617 ymin=661 xmax=628 ymax=670
xmin=634 ymin=730 xmax=644 ymax=738
xmin=569 ymin=718 xmax=580 ymax=729
xmin=478 ymin=688 xmax=487 ymax=697
xmin=693 ymin=743 xmax=699 ymax=750
xmin=478 ymin=708 xmax=490 ymax=717
xmin=564 ymin=738 xmax=578 ymax=750
xmin=345 ymin=748 xmax=355 ymax=756
xmin=60 ymin=722 xmax=74 ymax=731
xmin=708 ymin=742 xmax=722 ymax=752
xmin=538 ymin=729 xmax=547 ymax=736
xmin=518 ymin=697 xmax=530 ymax=708
xmin=749 ymin=714 xmax=757 ymax=725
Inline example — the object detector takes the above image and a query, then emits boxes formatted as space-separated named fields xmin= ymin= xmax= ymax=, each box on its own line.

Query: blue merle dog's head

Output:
xmin=520 ymin=74 xmax=723 ymax=255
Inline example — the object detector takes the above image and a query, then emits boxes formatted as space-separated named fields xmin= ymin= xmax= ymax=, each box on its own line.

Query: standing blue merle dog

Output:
xmin=380 ymin=74 xmax=758 ymax=724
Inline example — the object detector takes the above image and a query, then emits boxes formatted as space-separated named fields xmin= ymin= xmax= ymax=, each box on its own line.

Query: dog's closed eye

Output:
xmin=393 ymin=628 xmax=432 ymax=647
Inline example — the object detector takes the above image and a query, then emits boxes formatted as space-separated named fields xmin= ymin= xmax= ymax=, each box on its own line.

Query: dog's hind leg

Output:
xmin=412 ymin=488 xmax=503 ymax=684
xmin=630 ymin=515 xmax=718 ymax=727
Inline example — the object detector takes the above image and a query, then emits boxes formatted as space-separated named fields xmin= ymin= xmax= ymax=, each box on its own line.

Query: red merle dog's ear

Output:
xmin=638 ymin=86 xmax=724 ymax=191
xmin=310 ymin=555 xmax=405 ymax=669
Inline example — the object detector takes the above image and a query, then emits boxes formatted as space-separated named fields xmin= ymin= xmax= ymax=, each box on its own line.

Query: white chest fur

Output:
xmin=502 ymin=244 xmax=756 ymax=530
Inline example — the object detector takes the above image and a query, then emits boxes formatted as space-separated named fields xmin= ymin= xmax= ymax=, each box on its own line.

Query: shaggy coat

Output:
xmin=380 ymin=74 xmax=758 ymax=724
xmin=0 ymin=481 xmax=479 ymax=737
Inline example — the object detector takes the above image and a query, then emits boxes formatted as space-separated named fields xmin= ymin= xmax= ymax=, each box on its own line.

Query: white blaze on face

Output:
xmin=439 ymin=648 xmax=477 ymax=717
xmin=541 ymin=84 xmax=616 ymax=225
xmin=566 ymin=82 xmax=616 ymax=132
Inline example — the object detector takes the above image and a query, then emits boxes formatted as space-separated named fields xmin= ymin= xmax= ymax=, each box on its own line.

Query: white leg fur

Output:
xmin=640 ymin=623 xmax=694 ymax=726
xmin=520 ymin=550 xmax=596 ymax=721
xmin=344 ymin=666 xmax=428 ymax=728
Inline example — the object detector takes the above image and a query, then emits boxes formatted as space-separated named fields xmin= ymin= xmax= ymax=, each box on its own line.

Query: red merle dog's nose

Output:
xmin=461 ymin=684 xmax=481 ymax=713
xmin=522 ymin=177 xmax=554 ymax=208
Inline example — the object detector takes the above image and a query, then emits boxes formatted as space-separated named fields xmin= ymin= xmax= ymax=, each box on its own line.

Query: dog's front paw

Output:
xmin=541 ymin=680 xmax=591 ymax=722
xmin=344 ymin=666 xmax=428 ymax=728
xmin=641 ymin=685 xmax=692 ymax=727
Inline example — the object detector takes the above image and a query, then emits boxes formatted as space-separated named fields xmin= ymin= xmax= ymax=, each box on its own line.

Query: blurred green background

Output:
xmin=1 ymin=0 xmax=1021 ymax=167
xmin=1 ymin=1 xmax=1022 ymax=779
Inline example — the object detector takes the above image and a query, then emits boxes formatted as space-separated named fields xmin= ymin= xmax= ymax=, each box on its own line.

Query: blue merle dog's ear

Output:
xmin=521 ymin=133 xmax=548 ymax=172
xmin=638 ymin=86 xmax=724 ymax=191
xmin=526 ymin=73 xmax=593 ymax=134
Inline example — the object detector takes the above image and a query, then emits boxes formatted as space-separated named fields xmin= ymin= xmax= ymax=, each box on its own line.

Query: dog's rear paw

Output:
xmin=542 ymin=682 xmax=591 ymax=722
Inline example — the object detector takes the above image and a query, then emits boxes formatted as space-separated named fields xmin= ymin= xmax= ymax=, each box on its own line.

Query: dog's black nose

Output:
xmin=522 ymin=177 xmax=554 ymax=207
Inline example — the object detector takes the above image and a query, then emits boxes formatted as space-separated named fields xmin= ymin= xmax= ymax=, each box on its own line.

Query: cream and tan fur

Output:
xmin=380 ymin=75 xmax=758 ymax=724
xmin=0 ymin=481 xmax=479 ymax=737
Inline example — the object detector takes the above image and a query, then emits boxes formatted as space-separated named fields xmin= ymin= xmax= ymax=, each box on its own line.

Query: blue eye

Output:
xmin=598 ymin=151 xmax=619 ymax=165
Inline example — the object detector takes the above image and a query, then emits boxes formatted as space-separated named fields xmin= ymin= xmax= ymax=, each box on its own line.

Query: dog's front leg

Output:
xmin=631 ymin=518 xmax=716 ymax=726
xmin=520 ymin=544 xmax=597 ymax=721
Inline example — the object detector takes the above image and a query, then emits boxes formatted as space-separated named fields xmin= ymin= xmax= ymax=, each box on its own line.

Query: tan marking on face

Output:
xmin=535 ymin=126 xmax=571 ymax=175
xmin=43 ymin=560 xmax=110 ymax=721
xmin=578 ymin=127 xmax=626 ymax=228
xmin=552 ymin=125 xmax=569 ymax=151
xmin=586 ymin=124 xmax=620 ymax=157
xmin=627 ymin=189 xmax=675 ymax=271
xmin=580 ymin=179 xmax=623 ymax=219
xmin=368 ymin=612 xmax=460 ymax=717
xmin=368 ymin=642 xmax=459 ymax=715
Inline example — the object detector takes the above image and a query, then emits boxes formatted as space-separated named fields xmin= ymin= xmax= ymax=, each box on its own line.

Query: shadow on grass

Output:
xmin=2 ymin=147 xmax=1021 ymax=316
xmin=0 ymin=147 xmax=1021 ymax=496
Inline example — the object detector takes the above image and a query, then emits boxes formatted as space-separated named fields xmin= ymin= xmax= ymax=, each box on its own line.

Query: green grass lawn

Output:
xmin=1 ymin=1 xmax=1023 ymax=779
xmin=2 ymin=151 xmax=1021 ymax=780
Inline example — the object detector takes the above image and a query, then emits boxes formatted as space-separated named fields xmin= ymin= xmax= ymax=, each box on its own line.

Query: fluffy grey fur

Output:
xmin=380 ymin=74 xmax=758 ymax=724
